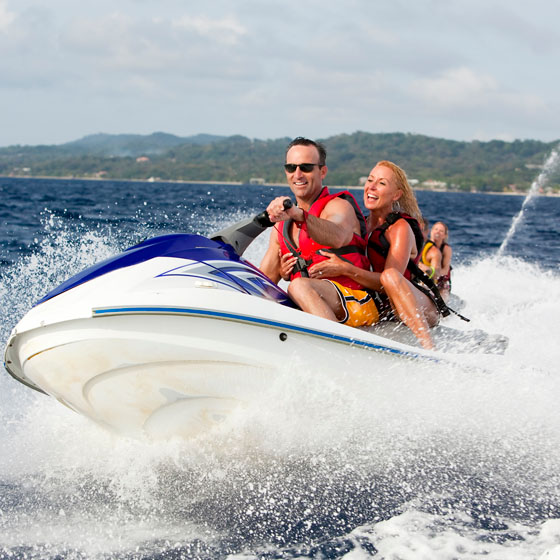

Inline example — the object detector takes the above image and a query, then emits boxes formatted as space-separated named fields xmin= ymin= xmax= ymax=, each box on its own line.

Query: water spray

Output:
xmin=498 ymin=146 xmax=560 ymax=256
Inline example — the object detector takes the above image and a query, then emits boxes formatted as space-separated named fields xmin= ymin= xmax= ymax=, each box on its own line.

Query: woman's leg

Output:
xmin=380 ymin=267 xmax=438 ymax=350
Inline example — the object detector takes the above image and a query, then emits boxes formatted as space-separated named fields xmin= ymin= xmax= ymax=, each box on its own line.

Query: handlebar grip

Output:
xmin=253 ymin=198 xmax=293 ymax=228
xmin=253 ymin=211 xmax=274 ymax=228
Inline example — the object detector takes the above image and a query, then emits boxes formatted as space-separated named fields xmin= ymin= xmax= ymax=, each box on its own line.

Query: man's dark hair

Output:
xmin=286 ymin=137 xmax=327 ymax=166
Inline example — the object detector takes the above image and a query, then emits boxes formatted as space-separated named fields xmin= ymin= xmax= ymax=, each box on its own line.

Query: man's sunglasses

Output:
xmin=284 ymin=163 xmax=322 ymax=173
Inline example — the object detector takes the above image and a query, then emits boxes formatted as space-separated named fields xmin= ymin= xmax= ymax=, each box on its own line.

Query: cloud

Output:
xmin=473 ymin=3 xmax=560 ymax=56
xmin=33 ymin=10 xmax=256 ymax=98
xmin=1 ymin=0 xmax=559 ymax=145
xmin=0 ymin=0 xmax=15 ymax=31
xmin=412 ymin=66 xmax=546 ymax=115
xmin=413 ymin=67 xmax=498 ymax=107
xmin=172 ymin=14 xmax=246 ymax=45
xmin=0 ymin=4 xmax=62 ymax=88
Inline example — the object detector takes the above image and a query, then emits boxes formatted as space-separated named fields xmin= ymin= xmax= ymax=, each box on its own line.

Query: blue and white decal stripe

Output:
xmin=92 ymin=305 xmax=433 ymax=361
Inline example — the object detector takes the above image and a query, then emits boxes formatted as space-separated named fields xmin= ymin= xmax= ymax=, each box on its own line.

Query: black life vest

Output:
xmin=366 ymin=212 xmax=424 ymax=279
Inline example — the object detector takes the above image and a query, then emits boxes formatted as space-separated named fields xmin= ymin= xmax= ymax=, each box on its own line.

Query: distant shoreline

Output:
xmin=2 ymin=174 xmax=558 ymax=197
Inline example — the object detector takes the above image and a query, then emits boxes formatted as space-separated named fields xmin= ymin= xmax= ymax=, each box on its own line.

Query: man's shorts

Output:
xmin=328 ymin=281 xmax=379 ymax=327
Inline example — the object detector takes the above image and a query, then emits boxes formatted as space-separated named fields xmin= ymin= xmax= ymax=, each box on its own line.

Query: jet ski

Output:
xmin=3 ymin=208 xmax=507 ymax=439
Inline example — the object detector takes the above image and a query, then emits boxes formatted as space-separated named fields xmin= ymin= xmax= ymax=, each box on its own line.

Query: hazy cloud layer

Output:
xmin=1 ymin=0 xmax=558 ymax=146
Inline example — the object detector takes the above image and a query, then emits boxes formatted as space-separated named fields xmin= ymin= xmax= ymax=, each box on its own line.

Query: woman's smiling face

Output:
xmin=431 ymin=222 xmax=448 ymax=243
xmin=363 ymin=164 xmax=402 ymax=212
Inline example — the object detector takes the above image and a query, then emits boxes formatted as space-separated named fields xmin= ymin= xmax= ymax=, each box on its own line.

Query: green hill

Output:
xmin=1 ymin=131 xmax=558 ymax=193
xmin=62 ymin=132 xmax=225 ymax=156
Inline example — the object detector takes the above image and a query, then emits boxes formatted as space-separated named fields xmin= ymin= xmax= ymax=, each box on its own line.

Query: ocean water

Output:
xmin=0 ymin=177 xmax=559 ymax=560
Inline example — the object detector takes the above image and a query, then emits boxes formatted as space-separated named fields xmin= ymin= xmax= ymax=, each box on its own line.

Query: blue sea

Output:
xmin=1 ymin=176 xmax=559 ymax=560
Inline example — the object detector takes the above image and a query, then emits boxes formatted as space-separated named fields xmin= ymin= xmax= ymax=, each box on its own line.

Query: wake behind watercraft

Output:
xmin=3 ymin=209 xmax=507 ymax=439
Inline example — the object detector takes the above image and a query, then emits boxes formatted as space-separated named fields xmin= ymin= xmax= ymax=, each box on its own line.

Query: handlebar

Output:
xmin=253 ymin=198 xmax=294 ymax=228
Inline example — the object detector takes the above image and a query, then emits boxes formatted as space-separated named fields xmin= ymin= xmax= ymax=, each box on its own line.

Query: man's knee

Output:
xmin=287 ymin=277 xmax=307 ymax=298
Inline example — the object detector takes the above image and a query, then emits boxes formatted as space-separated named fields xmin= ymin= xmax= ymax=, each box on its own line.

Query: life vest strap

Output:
xmin=292 ymin=256 xmax=312 ymax=277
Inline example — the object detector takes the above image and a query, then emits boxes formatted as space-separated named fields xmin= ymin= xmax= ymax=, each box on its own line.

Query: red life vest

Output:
xmin=366 ymin=212 xmax=424 ymax=281
xmin=278 ymin=187 xmax=370 ymax=290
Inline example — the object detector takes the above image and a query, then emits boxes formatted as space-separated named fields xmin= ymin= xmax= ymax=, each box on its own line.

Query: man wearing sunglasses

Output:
xmin=260 ymin=137 xmax=377 ymax=328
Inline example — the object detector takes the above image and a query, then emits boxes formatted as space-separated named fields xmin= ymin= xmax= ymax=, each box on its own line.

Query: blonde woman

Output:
xmin=420 ymin=221 xmax=453 ymax=302
xmin=309 ymin=161 xmax=439 ymax=350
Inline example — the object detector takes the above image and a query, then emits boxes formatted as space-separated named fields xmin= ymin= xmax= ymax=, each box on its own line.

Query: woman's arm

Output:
xmin=440 ymin=244 xmax=452 ymax=276
xmin=307 ymin=218 xmax=417 ymax=290
xmin=308 ymin=252 xmax=383 ymax=291
xmin=419 ymin=245 xmax=442 ymax=279
xmin=384 ymin=219 xmax=416 ymax=273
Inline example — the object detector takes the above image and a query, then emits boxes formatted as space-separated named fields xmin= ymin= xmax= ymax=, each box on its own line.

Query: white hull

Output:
xmin=5 ymin=247 xmax=433 ymax=439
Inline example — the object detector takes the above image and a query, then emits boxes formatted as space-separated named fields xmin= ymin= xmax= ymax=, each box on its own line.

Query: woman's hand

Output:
xmin=308 ymin=250 xmax=347 ymax=278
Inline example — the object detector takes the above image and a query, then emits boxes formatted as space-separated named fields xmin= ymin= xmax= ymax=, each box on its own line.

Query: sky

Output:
xmin=1 ymin=0 xmax=559 ymax=147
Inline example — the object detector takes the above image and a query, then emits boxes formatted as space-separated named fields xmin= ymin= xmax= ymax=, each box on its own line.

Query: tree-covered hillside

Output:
xmin=1 ymin=131 xmax=558 ymax=193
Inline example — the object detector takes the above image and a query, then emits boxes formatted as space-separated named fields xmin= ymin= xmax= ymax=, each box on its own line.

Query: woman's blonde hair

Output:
xmin=376 ymin=160 xmax=422 ymax=221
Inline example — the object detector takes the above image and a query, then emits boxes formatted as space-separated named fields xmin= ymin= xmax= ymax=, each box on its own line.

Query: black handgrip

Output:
xmin=253 ymin=211 xmax=274 ymax=228
xmin=253 ymin=198 xmax=294 ymax=228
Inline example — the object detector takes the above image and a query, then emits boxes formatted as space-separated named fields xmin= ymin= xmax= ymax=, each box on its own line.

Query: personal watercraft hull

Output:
xmin=4 ymin=233 xmax=434 ymax=439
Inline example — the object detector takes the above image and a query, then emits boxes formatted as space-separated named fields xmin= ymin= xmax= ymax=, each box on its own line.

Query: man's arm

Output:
xmin=304 ymin=197 xmax=357 ymax=248
xmin=259 ymin=228 xmax=282 ymax=283
xmin=266 ymin=196 xmax=358 ymax=248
